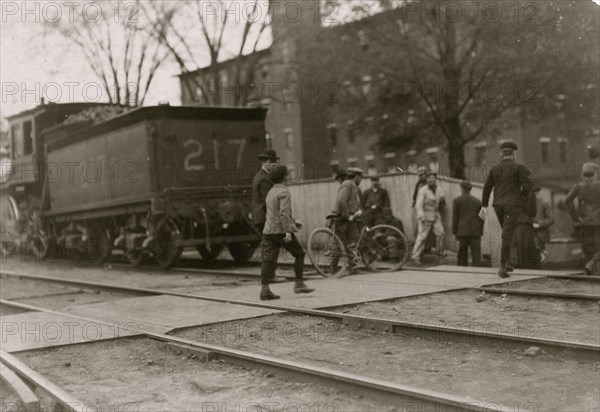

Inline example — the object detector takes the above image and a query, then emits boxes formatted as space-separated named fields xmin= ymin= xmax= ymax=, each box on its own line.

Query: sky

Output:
xmin=1 ymin=0 xmax=599 ymax=120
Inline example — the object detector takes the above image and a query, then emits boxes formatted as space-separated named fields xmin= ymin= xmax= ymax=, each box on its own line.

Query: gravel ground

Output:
xmin=16 ymin=337 xmax=391 ymax=412
xmin=175 ymin=314 xmax=600 ymax=411
xmin=482 ymin=277 xmax=600 ymax=295
xmin=332 ymin=290 xmax=600 ymax=344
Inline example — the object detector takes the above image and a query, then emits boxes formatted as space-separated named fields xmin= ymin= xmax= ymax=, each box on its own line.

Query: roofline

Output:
xmin=45 ymin=105 xmax=268 ymax=152
xmin=6 ymin=102 xmax=116 ymax=121
xmin=178 ymin=48 xmax=272 ymax=78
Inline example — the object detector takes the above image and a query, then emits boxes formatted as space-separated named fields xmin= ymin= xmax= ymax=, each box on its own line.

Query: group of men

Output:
xmin=252 ymin=142 xmax=600 ymax=279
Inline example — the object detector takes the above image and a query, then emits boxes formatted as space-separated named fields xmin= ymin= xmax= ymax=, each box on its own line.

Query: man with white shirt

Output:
xmin=412 ymin=171 xmax=446 ymax=264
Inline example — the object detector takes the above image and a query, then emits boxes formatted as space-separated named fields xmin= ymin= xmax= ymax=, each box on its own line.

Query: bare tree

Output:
xmin=45 ymin=0 xmax=170 ymax=106
xmin=142 ymin=0 xmax=272 ymax=106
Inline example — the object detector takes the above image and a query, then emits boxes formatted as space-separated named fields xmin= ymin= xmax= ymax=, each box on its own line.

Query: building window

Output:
xmin=540 ymin=137 xmax=550 ymax=164
xmin=347 ymin=123 xmax=356 ymax=144
xmin=284 ymin=128 xmax=293 ymax=150
xmin=365 ymin=154 xmax=377 ymax=175
xmin=474 ymin=142 xmax=487 ymax=164
xmin=426 ymin=147 xmax=439 ymax=173
xmin=357 ymin=30 xmax=368 ymax=51
xmin=282 ymin=40 xmax=290 ymax=64
xmin=406 ymin=149 xmax=418 ymax=172
xmin=558 ymin=138 xmax=568 ymax=163
xmin=328 ymin=124 xmax=337 ymax=147
xmin=347 ymin=157 xmax=358 ymax=167
xmin=23 ymin=121 xmax=33 ymax=156
xmin=362 ymin=75 xmax=372 ymax=95
xmin=384 ymin=152 xmax=397 ymax=173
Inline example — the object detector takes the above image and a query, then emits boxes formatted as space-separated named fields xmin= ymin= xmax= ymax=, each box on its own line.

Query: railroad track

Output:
xmin=0 ymin=298 xmax=507 ymax=411
xmin=1 ymin=349 xmax=85 ymax=412
xmin=1 ymin=269 xmax=598 ymax=360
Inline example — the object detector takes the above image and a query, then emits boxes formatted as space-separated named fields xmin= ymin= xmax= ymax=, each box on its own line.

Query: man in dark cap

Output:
xmin=330 ymin=167 xmax=364 ymax=272
xmin=362 ymin=175 xmax=391 ymax=226
xmin=481 ymin=141 xmax=532 ymax=277
xmin=565 ymin=163 xmax=600 ymax=275
xmin=453 ymin=180 xmax=483 ymax=266
xmin=532 ymin=185 xmax=554 ymax=263
xmin=252 ymin=148 xmax=285 ymax=283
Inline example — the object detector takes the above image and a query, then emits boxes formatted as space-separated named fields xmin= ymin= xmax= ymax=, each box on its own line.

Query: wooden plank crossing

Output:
xmin=0 ymin=362 xmax=39 ymax=412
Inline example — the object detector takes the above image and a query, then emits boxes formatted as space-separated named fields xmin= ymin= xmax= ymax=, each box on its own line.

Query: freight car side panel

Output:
xmin=154 ymin=118 xmax=265 ymax=189
xmin=47 ymin=123 xmax=153 ymax=213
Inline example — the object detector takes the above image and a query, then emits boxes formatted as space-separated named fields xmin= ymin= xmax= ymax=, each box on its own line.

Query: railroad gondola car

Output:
xmin=0 ymin=103 xmax=268 ymax=268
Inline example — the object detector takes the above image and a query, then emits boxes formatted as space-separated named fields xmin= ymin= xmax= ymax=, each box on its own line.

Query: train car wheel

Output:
xmin=227 ymin=241 xmax=259 ymax=264
xmin=83 ymin=225 xmax=111 ymax=265
xmin=30 ymin=232 xmax=51 ymax=260
xmin=125 ymin=249 xmax=145 ymax=266
xmin=154 ymin=220 xmax=183 ymax=269
xmin=197 ymin=243 xmax=223 ymax=262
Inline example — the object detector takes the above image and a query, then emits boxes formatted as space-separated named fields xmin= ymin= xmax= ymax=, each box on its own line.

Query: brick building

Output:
xmin=179 ymin=0 xmax=599 ymax=186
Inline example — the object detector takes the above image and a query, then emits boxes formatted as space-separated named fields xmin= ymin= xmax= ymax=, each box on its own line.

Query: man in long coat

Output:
xmin=481 ymin=142 xmax=532 ymax=277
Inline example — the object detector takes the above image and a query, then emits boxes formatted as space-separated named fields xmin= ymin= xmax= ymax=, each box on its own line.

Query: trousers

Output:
xmin=261 ymin=233 xmax=304 ymax=285
xmin=457 ymin=236 xmax=482 ymax=266
xmin=412 ymin=219 xmax=445 ymax=260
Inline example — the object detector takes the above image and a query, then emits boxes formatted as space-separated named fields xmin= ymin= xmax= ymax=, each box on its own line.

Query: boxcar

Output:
xmin=40 ymin=105 xmax=268 ymax=268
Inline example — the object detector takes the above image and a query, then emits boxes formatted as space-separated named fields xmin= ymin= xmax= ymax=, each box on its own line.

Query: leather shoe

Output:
xmin=270 ymin=276 xmax=287 ymax=283
xmin=294 ymin=283 xmax=315 ymax=294
xmin=506 ymin=264 xmax=514 ymax=272
xmin=498 ymin=266 xmax=510 ymax=278
xmin=260 ymin=288 xmax=280 ymax=300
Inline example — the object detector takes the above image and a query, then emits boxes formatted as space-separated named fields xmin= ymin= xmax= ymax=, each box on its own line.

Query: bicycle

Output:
xmin=306 ymin=214 xmax=410 ymax=278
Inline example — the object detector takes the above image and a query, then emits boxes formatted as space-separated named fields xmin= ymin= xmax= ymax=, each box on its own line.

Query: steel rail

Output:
xmin=0 ymin=350 xmax=86 ymax=412
xmin=0 ymin=298 xmax=507 ymax=412
xmin=1 ymin=269 xmax=598 ymax=360
xmin=473 ymin=287 xmax=600 ymax=301
xmin=419 ymin=266 xmax=597 ymax=281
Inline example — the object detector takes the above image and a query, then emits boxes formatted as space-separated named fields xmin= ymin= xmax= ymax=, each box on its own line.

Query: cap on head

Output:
xmin=258 ymin=148 xmax=280 ymax=161
xmin=370 ymin=175 xmax=380 ymax=182
xmin=269 ymin=164 xmax=289 ymax=183
xmin=460 ymin=180 xmax=472 ymax=191
xmin=582 ymin=162 xmax=599 ymax=176
xmin=417 ymin=166 xmax=427 ymax=176
xmin=426 ymin=170 xmax=437 ymax=178
xmin=500 ymin=141 xmax=518 ymax=151
xmin=346 ymin=167 xmax=364 ymax=177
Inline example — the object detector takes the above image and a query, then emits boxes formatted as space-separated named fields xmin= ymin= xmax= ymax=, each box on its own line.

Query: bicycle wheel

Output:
xmin=307 ymin=227 xmax=348 ymax=278
xmin=360 ymin=224 xmax=409 ymax=272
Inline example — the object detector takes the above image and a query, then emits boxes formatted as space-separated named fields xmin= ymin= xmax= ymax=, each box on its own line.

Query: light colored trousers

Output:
xmin=412 ymin=218 xmax=445 ymax=260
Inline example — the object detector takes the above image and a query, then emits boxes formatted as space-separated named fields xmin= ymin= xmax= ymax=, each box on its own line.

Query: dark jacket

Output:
xmin=565 ymin=180 xmax=600 ymax=226
xmin=482 ymin=158 xmax=531 ymax=207
xmin=412 ymin=180 xmax=427 ymax=208
xmin=333 ymin=180 xmax=362 ymax=219
xmin=516 ymin=192 xmax=538 ymax=224
xmin=251 ymin=167 xmax=274 ymax=226
xmin=452 ymin=194 xmax=483 ymax=237
xmin=362 ymin=187 xmax=391 ymax=211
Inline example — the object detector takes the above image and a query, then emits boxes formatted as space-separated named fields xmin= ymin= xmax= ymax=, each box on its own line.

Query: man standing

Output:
xmin=252 ymin=148 xmax=285 ymax=283
xmin=362 ymin=176 xmax=391 ymax=226
xmin=565 ymin=163 xmax=600 ymax=276
xmin=412 ymin=171 xmax=446 ymax=264
xmin=481 ymin=142 xmax=532 ymax=278
xmin=412 ymin=166 xmax=428 ymax=208
xmin=331 ymin=167 xmax=364 ymax=271
xmin=532 ymin=185 xmax=554 ymax=263
xmin=452 ymin=180 xmax=483 ymax=266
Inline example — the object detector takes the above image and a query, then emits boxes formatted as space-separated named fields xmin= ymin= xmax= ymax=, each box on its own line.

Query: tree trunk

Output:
xmin=448 ymin=142 xmax=466 ymax=179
